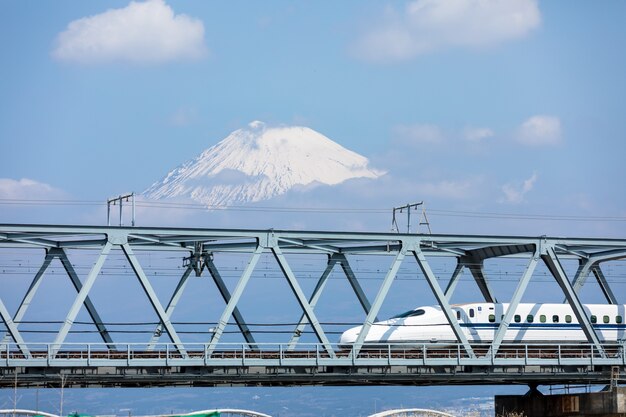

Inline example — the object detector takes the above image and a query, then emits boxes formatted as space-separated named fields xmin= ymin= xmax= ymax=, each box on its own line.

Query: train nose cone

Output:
xmin=339 ymin=326 xmax=362 ymax=345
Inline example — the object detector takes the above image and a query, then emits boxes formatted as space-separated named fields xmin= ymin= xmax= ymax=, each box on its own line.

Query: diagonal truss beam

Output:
xmin=287 ymin=253 xmax=376 ymax=349
xmin=208 ymin=246 xmax=262 ymax=354
xmin=571 ymin=249 xmax=626 ymax=296
xmin=55 ymin=249 xmax=114 ymax=347
xmin=463 ymin=257 xmax=497 ymax=303
xmin=148 ymin=254 xmax=258 ymax=350
xmin=287 ymin=256 xmax=338 ymax=349
xmin=147 ymin=265 xmax=194 ymax=350
xmin=121 ymin=243 xmax=187 ymax=357
xmin=272 ymin=246 xmax=335 ymax=358
xmin=458 ymin=245 xmax=535 ymax=304
xmin=0 ymin=297 xmax=30 ymax=358
xmin=413 ymin=248 xmax=475 ymax=358
xmin=488 ymin=250 xmax=539 ymax=357
xmin=337 ymin=253 xmax=375 ymax=318
xmin=571 ymin=260 xmax=619 ymax=305
xmin=0 ymin=251 xmax=54 ymax=349
xmin=571 ymin=259 xmax=595 ymax=297
xmin=2 ymin=248 xmax=115 ymax=349
xmin=351 ymin=249 xmax=406 ymax=357
xmin=444 ymin=260 xmax=465 ymax=301
xmin=205 ymin=256 xmax=258 ymax=349
xmin=52 ymin=242 xmax=112 ymax=354
xmin=591 ymin=265 xmax=618 ymax=304
xmin=542 ymin=246 xmax=605 ymax=356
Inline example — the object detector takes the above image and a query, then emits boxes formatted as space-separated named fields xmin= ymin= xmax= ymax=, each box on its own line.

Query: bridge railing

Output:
xmin=1 ymin=342 xmax=624 ymax=367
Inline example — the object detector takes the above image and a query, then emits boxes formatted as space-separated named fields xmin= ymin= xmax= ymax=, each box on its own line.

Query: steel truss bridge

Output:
xmin=0 ymin=224 xmax=625 ymax=388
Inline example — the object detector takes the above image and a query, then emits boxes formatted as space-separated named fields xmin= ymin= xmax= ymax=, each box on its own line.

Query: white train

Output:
xmin=339 ymin=303 xmax=626 ymax=345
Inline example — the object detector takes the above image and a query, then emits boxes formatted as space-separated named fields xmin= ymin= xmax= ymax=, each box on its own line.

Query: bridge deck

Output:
xmin=0 ymin=342 xmax=624 ymax=387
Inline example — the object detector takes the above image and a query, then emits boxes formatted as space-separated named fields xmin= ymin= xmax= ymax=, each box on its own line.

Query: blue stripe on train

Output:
xmin=460 ymin=323 xmax=625 ymax=330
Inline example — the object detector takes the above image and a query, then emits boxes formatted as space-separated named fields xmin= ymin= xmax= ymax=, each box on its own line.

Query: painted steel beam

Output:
xmin=463 ymin=256 xmax=497 ymax=303
xmin=489 ymin=251 xmax=539 ymax=357
xmin=55 ymin=248 xmax=114 ymax=347
xmin=205 ymin=256 xmax=258 ymax=349
xmin=592 ymin=265 xmax=618 ymax=304
xmin=121 ymin=243 xmax=187 ymax=357
xmin=542 ymin=246 xmax=605 ymax=356
xmin=0 ymin=251 xmax=54 ymax=348
xmin=2 ymin=225 xmax=626 ymax=259
xmin=571 ymin=259 xmax=595 ymax=297
xmin=272 ymin=246 xmax=336 ymax=358
xmin=52 ymin=242 xmax=112 ymax=354
xmin=3 ymin=223 xmax=626 ymax=246
xmin=278 ymin=237 xmax=339 ymax=253
xmin=128 ymin=234 xmax=185 ymax=248
xmin=351 ymin=249 xmax=406 ymax=357
xmin=413 ymin=248 xmax=475 ymax=358
xmin=208 ymin=246 xmax=262 ymax=354
xmin=571 ymin=249 xmax=626 ymax=296
xmin=444 ymin=260 xmax=465 ymax=301
xmin=0 ymin=234 xmax=57 ymax=248
xmin=338 ymin=254 xmax=376 ymax=319
xmin=0 ymin=297 xmax=30 ymax=357
xmin=285 ymin=253 xmax=376 ymax=349
xmin=147 ymin=265 xmax=194 ymax=350
xmin=287 ymin=255 xmax=339 ymax=349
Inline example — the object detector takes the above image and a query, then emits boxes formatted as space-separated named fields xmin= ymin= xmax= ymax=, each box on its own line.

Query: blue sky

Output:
xmin=1 ymin=2 xmax=626 ymax=412
xmin=1 ymin=0 xmax=626 ymax=236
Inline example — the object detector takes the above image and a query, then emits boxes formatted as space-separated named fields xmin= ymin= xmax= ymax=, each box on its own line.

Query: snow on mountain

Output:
xmin=144 ymin=121 xmax=384 ymax=206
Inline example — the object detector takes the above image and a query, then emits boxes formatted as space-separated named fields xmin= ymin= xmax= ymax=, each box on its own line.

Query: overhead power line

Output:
xmin=1 ymin=198 xmax=625 ymax=222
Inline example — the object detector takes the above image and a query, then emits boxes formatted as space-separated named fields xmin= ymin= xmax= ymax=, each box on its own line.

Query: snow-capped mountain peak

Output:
xmin=144 ymin=121 xmax=384 ymax=206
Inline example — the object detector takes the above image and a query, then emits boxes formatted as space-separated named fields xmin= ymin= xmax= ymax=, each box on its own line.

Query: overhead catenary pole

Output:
xmin=107 ymin=193 xmax=135 ymax=227
xmin=391 ymin=202 xmax=431 ymax=234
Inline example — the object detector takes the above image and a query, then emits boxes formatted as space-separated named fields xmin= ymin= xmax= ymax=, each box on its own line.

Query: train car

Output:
xmin=339 ymin=303 xmax=626 ymax=345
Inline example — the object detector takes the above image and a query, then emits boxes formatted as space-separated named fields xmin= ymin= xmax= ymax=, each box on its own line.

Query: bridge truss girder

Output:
xmin=0 ymin=224 xmax=625 ymax=365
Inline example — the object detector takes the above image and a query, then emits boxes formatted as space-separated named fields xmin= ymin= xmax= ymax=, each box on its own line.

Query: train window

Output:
xmin=540 ymin=315 xmax=546 ymax=323
xmin=552 ymin=315 xmax=559 ymax=323
xmin=488 ymin=314 xmax=495 ymax=323
xmin=603 ymin=315 xmax=610 ymax=324
xmin=478 ymin=306 xmax=482 ymax=312
xmin=617 ymin=316 xmax=623 ymax=324
xmin=514 ymin=315 xmax=521 ymax=323
xmin=391 ymin=309 xmax=425 ymax=319
xmin=591 ymin=315 xmax=597 ymax=324
xmin=527 ymin=315 xmax=534 ymax=323
xmin=456 ymin=310 xmax=461 ymax=320
xmin=469 ymin=309 xmax=475 ymax=318
xmin=565 ymin=315 xmax=572 ymax=323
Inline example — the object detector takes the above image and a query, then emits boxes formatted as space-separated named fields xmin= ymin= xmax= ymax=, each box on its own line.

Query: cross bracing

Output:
xmin=0 ymin=223 xmax=625 ymax=387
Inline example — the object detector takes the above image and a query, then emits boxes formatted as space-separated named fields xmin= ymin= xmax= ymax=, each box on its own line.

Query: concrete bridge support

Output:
xmin=495 ymin=386 xmax=626 ymax=417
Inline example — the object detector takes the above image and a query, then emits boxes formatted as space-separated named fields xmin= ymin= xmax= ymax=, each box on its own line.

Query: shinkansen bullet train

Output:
xmin=339 ymin=303 xmax=626 ymax=345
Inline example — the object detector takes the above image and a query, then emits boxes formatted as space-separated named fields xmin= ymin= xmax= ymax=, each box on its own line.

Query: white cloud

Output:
xmin=517 ymin=115 xmax=562 ymax=146
xmin=464 ymin=127 xmax=494 ymax=142
xmin=501 ymin=172 xmax=538 ymax=204
xmin=355 ymin=0 xmax=540 ymax=62
xmin=0 ymin=178 xmax=66 ymax=200
xmin=393 ymin=123 xmax=445 ymax=145
xmin=52 ymin=0 xmax=207 ymax=64
xmin=416 ymin=179 xmax=480 ymax=200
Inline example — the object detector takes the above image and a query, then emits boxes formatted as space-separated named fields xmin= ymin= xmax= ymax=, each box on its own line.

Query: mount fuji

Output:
xmin=144 ymin=121 xmax=384 ymax=207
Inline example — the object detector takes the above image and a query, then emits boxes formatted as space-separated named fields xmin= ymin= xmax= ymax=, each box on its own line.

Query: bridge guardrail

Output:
xmin=1 ymin=341 xmax=624 ymax=367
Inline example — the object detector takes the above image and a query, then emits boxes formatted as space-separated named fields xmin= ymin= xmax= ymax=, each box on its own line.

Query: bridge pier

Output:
xmin=495 ymin=386 xmax=626 ymax=416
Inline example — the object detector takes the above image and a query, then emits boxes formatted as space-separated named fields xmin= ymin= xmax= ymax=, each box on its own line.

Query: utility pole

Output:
xmin=391 ymin=202 xmax=432 ymax=234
